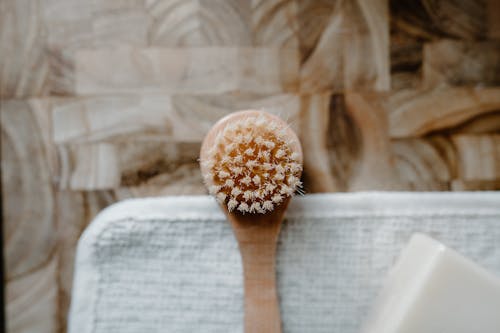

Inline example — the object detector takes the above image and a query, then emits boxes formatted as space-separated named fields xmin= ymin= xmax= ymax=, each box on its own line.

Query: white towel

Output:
xmin=68 ymin=192 xmax=500 ymax=333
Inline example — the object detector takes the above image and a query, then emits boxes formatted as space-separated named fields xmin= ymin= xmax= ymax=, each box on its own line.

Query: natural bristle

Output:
xmin=202 ymin=114 xmax=302 ymax=214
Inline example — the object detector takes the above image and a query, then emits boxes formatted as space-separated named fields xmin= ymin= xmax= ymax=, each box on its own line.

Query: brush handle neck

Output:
xmin=234 ymin=220 xmax=282 ymax=333
xmin=240 ymin=237 xmax=281 ymax=333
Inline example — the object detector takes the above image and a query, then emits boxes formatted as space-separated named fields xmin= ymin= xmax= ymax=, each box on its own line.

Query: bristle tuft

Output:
xmin=202 ymin=114 xmax=302 ymax=214
xmin=216 ymin=192 xmax=227 ymax=203
xmin=227 ymin=199 xmax=238 ymax=211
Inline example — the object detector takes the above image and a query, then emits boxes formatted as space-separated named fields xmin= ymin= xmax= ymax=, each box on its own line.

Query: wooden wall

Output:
xmin=1 ymin=0 xmax=500 ymax=331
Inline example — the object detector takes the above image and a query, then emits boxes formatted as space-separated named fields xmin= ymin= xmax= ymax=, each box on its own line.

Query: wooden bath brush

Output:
xmin=200 ymin=110 xmax=303 ymax=333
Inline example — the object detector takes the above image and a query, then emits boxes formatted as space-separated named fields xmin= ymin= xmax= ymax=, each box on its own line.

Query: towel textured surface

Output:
xmin=69 ymin=192 xmax=500 ymax=333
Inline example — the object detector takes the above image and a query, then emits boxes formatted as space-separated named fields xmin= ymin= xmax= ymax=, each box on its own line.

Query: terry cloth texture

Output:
xmin=69 ymin=192 xmax=500 ymax=333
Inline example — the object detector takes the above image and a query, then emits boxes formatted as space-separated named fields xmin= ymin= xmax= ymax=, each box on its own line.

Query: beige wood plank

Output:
xmin=169 ymin=93 xmax=302 ymax=133
xmin=1 ymin=100 xmax=56 ymax=279
xmin=453 ymin=135 xmax=500 ymax=181
xmin=343 ymin=92 xmax=400 ymax=190
xmin=300 ymin=0 xmax=390 ymax=93
xmin=41 ymin=0 xmax=151 ymax=95
xmin=299 ymin=92 xmax=400 ymax=192
xmin=301 ymin=7 xmax=344 ymax=93
xmin=423 ymin=40 xmax=500 ymax=88
xmin=0 ymin=0 xmax=49 ymax=97
xmin=299 ymin=92 xmax=461 ymax=192
xmin=118 ymin=141 xmax=201 ymax=188
xmin=74 ymin=47 xmax=299 ymax=95
xmin=120 ymin=0 xmax=301 ymax=48
xmin=296 ymin=0 xmax=338 ymax=62
xmin=146 ymin=0 xmax=252 ymax=46
xmin=6 ymin=257 xmax=58 ymax=333
xmin=391 ymin=138 xmax=453 ymax=191
xmin=444 ymin=110 xmax=500 ymax=134
xmin=55 ymin=141 xmax=201 ymax=190
xmin=51 ymin=93 xmax=300 ymax=190
xmin=51 ymin=93 xmax=301 ymax=144
xmin=389 ymin=0 xmax=493 ymax=92
xmin=299 ymin=94 xmax=338 ymax=192
xmin=386 ymin=88 xmax=500 ymax=138
xmin=391 ymin=0 xmax=489 ymax=40
xmin=343 ymin=0 xmax=390 ymax=90
xmin=51 ymin=95 xmax=177 ymax=144
xmin=303 ymin=92 xmax=488 ymax=191
xmin=252 ymin=0 xmax=298 ymax=48
xmin=40 ymin=0 xmax=145 ymax=22
xmin=68 ymin=144 xmax=121 ymax=190
xmin=56 ymin=190 xmax=119 ymax=330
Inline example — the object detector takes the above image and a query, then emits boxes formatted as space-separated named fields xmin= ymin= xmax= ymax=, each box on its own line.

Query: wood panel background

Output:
xmin=1 ymin=0 xmax=500 ymax=332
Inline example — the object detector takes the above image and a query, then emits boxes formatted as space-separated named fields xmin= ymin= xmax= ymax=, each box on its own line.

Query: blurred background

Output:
xmin=1 ymin=0 xmax=499 ymax=332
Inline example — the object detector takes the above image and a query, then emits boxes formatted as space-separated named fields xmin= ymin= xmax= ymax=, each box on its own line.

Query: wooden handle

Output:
xmin=226 ymin=205 xmax=287 ymax=333
xmin=239 ymin=224 xmax=281 ymax=333
xmin=199 ymin=111 xmax=300 ymax=333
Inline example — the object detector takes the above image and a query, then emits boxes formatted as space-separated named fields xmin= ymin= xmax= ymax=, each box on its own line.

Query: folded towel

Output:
xmin=69 ymin=192 xmax=500 ymax=333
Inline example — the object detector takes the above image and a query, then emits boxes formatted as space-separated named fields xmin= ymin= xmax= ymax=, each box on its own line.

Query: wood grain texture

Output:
xmin=391 ymin=0 xmax=490 ymax=40
xmin=56 ymin=190 xmax=118 ymax=330
xmin=51 ymin=93 xmax=300 ymax=144
xmin=389 ymin=0 xmax=498 ymax=90
xmin=423 ymin=40 xmax=500 ymax=87
xmin=42 ymin=0 xmax=150 ymax=96
xmin=1 ymin=101 xmax=55 ymax=279
xmin=6 ymin=257 xmax=58 ymax=333
xmin=299 ymin=94 xmax=338 ymax=192
xmin=386 ymin=88 xmax=500 ymax=138
xmin=0 ymin=0 xmax=49 ymax=97
xmin=296 ymin=0 xmax=338 ymax=61
xmin=147 ymin=0 xmax=252 ymax=46
xmin=2 ymin=1 xmax=500 ymax=332
xmin=252 ymin=0 xmax=298 ymax=48
xmin=453 ymin=135 xmax=500 ymax=181
xmin=343 ymin=93 xmax=400 ymax=190
xmin=75 ymin=47 xmax=300 ymax=94
xmin=300 ymin=0 xmax=390 ymax=93
xmin=391 ymin=138 xmax=453 ymax=190
xmin=226 ymin=209 xmax=285 ymax=333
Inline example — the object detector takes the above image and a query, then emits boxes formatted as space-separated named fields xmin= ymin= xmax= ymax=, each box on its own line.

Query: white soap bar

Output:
xmin=362 ymin=233 xmax=500 ymax=333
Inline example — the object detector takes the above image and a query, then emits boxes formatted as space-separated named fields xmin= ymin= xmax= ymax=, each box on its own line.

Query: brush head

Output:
xmin=200 ymin=110 xmax=303 ymax=214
